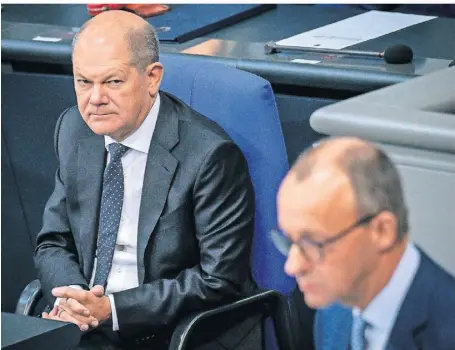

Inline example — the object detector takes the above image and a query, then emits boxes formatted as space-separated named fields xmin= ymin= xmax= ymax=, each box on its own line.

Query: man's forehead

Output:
xmin=74 ymin=31 xmax=127 ymax=54
xmin=282 ymin=165 xmax=348 ymax=193
xmin=73 ymin=36 xmax=132 ymax=69
xmin=76 ymin=32 xmax=111 ymax=48
xmin=279 ymin=167 xmax=354 ymax=217
xmin=73 ymin=62 xmax=128 ymax=77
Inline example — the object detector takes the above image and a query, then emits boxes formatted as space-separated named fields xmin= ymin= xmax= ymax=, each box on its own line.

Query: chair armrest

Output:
xmin=15 ymin=279 xmax=43 ymax=316
xmin=170 ymin=289 xmax=295 ymax=350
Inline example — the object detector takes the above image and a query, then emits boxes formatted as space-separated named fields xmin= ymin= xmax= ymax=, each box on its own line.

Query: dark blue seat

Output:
xmin=159 ymin=54 xmax=294 ymax=295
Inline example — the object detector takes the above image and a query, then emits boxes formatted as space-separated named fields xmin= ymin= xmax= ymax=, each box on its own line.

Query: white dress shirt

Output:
xmin=58 ymin=94 xmax=160 ymax=331
xmin=352 ymin=242 xmax=421 ymax=350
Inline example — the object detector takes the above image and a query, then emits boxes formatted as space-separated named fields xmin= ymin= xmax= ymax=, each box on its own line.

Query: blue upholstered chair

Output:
xmin=159 ymin=54 xmax=296 ymax=350
xmin=159 ymin=53 xmax=294 ymax=295
xmin=8 ymin=53 xmax=296 ymax=349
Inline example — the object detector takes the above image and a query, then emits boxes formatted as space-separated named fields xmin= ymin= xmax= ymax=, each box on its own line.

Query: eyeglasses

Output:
xmin=270 ymin=213 xmax=379 ymax=264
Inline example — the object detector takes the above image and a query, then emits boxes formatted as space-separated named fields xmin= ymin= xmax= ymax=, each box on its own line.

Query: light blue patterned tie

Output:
xmin=93 ymin=143 xmax=129 ymax=288
xmin=351 ymin=314 xmax=367 ymax=350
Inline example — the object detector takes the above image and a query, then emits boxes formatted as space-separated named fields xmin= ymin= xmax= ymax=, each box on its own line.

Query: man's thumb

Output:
xmin=91 ymin=285 xmax=105 ymax=296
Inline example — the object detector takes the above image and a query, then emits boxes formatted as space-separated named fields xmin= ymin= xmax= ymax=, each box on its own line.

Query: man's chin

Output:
xmin=89 ymin=127 xmax=111 ymax=137
xmin=302 ymin=291 xmax=333 ymax=309
xmin=85 ymin=122 xmax=115 ymax=137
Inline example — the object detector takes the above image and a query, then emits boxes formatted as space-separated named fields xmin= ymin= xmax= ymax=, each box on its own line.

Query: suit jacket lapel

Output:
xmin=77 ymin=134 xmax=106 ymax=279
xmin=387 ymin=255 xmax=428 ymax=350
xmin=137 ymin=93 xmax=179 ymax=284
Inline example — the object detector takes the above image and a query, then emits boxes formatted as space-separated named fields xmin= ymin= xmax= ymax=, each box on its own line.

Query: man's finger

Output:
xmin=52 ymin=287 xmax=87 ymax=301
xmin=45 ymin=313 xmax=86 ymax=330
xmin=43 ymin=306 xmax=58 ymax=319
xmin=59 ymin=302 xmax=99 ymax=328
xmin=42 ymin=311 xmax=80 ymax=328
xmin=46 ymin=314 xmax=63 ymax=322
xmin=64 ymin=297 xmax=90 ymax=316
xmin=58 ymin=309 xmax=90 ymax=331
xmin=50 ymin=306 xmax=59 ymax=316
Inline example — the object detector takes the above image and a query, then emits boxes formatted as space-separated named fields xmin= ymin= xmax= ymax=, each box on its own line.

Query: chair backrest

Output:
xmin=159 ymin=54 xmax=294 ymax=295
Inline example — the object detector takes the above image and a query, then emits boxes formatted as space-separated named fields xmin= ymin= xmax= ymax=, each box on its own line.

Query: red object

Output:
xmin=87 ymin=4 xmax=123 ymax=16
xmin=87 ymin=4 xmax=170 ymax=18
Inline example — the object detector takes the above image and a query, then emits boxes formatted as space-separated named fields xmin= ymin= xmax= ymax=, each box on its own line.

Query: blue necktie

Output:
xmin=93 ymin=143 xmax=129 ymax=288
xmin=351 ymin=314 xmax=367 ymax=350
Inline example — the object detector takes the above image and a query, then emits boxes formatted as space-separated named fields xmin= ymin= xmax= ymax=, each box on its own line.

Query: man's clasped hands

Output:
xmin=42 ymin=285 xmax=112 ymax=331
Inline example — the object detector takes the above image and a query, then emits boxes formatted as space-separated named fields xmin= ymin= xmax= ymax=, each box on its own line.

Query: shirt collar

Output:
xmin=104 ymin=93 xmax=161 ymax=154
xmin=353 ymin=242 xmax=420 ymax=330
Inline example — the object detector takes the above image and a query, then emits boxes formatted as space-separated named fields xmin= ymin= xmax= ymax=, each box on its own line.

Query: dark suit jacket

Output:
xmin=314 ymin=249 xmax=455 ymax=350
xmin=34 ymin=91 xmax=257 ymax=336
xmin=289 ymin=286 xmax=316 ymax=350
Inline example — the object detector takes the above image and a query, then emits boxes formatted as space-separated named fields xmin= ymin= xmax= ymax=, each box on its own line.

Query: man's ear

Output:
xmin=370 ymin=211 xmax=398 ymax=252
xmin=145 ymin=62 xmax=163 ymax=96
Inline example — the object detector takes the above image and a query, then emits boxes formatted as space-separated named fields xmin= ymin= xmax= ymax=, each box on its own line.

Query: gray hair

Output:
xmin=72 ymin=20 xmax=159 ymax=71
xmin=294 ymin=138 xmax=409 ymax=239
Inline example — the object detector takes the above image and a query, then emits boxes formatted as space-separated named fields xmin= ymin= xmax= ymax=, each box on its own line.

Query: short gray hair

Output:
xmin=294 ymin=138 xmax=409 ymax=239
xmin=72 ymin=21 xmax=159 ymax=71
xmin=341 ymin=144 xmax=408 ymax=239
xmin=126 ymin=24 xmax=159 ymax=71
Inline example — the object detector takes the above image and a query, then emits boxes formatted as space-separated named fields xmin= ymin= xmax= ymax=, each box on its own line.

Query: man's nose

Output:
xmin=284 ymin=245 xmax=312 ymax=277
xmin=89 ymin=84 xmax=108 ymax=106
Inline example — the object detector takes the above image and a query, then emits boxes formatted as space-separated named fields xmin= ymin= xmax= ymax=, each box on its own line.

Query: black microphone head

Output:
xmin=264 ymin=41 xmax=278 ymax=55
xmin=383 ymin=44 xmax=413 ymax=64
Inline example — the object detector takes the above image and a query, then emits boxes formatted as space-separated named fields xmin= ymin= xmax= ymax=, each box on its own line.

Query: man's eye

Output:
xmin=108 ymin=80 xmax=123 ymax=86
xmin=77 ymin=79 xmax=90 ymax=86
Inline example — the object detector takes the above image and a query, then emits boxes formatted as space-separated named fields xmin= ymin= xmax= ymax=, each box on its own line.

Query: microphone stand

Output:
xmin=265 ymin=41 xmax=384 ymax=59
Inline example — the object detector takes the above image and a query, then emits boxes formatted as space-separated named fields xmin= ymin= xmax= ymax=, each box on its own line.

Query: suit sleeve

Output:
xmin=34 ymin=109 xmax=89 ymax=305
xmin=112 ymin=141 xmax=255 ymax=331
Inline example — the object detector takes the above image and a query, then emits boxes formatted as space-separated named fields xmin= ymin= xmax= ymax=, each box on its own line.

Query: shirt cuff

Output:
xmin=108 ymin=294 xmax=119 ymax=331
xmin=54 ymin=284 xmax=83 ymax=307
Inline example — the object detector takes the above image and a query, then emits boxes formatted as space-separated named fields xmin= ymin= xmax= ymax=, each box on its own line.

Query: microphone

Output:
xmin=264 ymin=41 xmax=414 ymax=64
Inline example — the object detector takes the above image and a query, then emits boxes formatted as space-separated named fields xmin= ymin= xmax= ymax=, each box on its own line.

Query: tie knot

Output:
xmin=354 ymin=315 xmax=367 ymax=332
xmin=108 ymin=143 xmax=129 ymax=162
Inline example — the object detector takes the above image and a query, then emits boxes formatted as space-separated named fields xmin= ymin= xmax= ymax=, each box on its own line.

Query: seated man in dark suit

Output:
xmin=36 ymin=10 xmax=256 ymax=349
xmin=274 ymin=137 xmax=455 ymax=349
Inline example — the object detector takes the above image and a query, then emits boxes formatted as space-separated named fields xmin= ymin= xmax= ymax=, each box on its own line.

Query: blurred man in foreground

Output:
xmin=274 ymin=137 xmax=455 ymax=349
